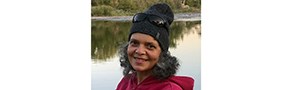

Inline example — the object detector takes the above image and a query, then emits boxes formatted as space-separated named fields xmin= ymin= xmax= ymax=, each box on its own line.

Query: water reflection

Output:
xmin=91 ymin=21 xmax=131 ymax=62
xmin=91 ymin=21 xmax=201 ymax=62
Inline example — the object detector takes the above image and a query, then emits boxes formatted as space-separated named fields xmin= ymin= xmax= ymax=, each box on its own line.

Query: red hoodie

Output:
xmin=116 ymin=73 xmax=194 ymax=90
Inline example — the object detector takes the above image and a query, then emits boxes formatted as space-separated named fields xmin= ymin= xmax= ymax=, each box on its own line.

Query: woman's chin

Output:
xmin=133 ymin=67 xmax=145 ymax=72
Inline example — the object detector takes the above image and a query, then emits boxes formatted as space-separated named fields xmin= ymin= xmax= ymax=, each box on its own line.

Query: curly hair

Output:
xmin=118 ymin=43 xmax=180 ymax=79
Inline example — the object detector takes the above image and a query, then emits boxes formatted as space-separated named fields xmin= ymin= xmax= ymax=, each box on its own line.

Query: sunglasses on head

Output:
xmin=132 ymin=13 xmax=168 ymax=28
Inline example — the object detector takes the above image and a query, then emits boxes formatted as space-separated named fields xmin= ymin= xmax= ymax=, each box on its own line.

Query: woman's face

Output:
xmin=127 ymin=33 xmax=161 ymax=72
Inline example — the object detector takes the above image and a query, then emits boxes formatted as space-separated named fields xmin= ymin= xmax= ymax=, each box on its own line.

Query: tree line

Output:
xmin=91 ymin=0 xmax=201 ymax=16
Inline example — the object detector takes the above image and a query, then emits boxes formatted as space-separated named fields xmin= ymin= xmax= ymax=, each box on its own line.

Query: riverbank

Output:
xmin=91 ymin=13 xmax=201 ymax=22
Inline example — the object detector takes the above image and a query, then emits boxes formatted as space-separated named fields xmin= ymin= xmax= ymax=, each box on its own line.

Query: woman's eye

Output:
xmin=129 ymin=40 xmax=138 ymax=47
xmin=147 ymin=44 xmax=156 ymax=49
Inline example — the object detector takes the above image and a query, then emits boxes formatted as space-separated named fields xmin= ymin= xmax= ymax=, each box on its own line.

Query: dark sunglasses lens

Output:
xmin=149 ymin=16 xmax=165 ymax=26
xmin=133 ymin=14 xmax=147 ymax=22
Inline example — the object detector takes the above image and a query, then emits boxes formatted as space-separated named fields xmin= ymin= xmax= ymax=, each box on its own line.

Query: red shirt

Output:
xmin=116 ymin=73 xmax=194 ymax=90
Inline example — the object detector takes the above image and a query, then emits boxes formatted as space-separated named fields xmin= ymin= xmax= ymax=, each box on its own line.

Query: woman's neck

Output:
xmin=136 ymin=71 xmax=151 ymax=84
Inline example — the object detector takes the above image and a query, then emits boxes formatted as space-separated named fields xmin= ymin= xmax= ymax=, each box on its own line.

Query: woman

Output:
xmin=116 ymin=3 xmax=194 ymax=90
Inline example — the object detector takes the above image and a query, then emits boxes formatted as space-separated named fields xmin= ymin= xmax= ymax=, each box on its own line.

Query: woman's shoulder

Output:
xmin=138 ymin=77 xmax=183 ymax=90
xmin=153 ymin=75 xmax=194 ymax=90
xmin=164 ymin=80 xmax=184 ymax=90
xmin=118 ymin=74 xmax=133 ymax=83
xmin=169 ymin=75 xmax=194 ymax=82
xmin=116 ymin=74 xmax=135 ymax=90
xmin=167 ymin=75 xmax=194 ymax=90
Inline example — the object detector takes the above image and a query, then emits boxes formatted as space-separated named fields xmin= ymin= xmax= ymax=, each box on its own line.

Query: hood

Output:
xmin=169 ymin=76 xmax=195 ymax=90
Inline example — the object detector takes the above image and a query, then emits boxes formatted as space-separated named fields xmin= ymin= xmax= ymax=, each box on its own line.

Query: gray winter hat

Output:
xmin=128 ymin=3 xmax=174 ymax=53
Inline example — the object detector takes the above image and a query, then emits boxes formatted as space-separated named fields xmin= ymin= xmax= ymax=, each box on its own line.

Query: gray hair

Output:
xmin=118 ymin=43 xmax=180 ymax=79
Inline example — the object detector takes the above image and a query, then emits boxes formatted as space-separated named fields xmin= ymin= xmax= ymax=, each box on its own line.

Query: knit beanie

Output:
xmin=128 ymin=3 xmax=174 ymax=53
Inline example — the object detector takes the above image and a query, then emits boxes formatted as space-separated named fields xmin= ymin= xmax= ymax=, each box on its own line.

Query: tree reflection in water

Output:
xmin=91 ymin=21 xmax=200 ymax=63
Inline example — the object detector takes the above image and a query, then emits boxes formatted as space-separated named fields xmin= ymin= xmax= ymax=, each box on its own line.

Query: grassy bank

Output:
xmin=91 ymin=0 xmax=201 ymax=16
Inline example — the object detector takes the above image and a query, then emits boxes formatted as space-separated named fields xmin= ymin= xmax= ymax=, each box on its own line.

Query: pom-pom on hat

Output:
xmin=128 ymin=3 xmax=174 ymax=53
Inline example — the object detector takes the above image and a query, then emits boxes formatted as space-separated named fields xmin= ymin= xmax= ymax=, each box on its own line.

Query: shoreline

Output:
xmin=91 ymin=13 xmax=201 ymax=22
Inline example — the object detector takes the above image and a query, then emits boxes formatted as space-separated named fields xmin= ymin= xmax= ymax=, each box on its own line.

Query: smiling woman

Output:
xmin=116 ymin=3 xmax=194 ymax=90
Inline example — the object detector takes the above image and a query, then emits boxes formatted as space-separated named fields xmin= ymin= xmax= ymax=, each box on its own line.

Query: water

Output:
xmin=91 ymin=21 xmax=201 ymax=90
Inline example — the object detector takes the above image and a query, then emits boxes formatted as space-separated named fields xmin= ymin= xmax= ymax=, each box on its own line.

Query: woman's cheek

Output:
xmin=127 ymin=46 xmax=135 ymax=56
xmin=127 ymin=46 xmax=132 ymax=54
xmin=147 ymin=51 xmax=159 ymax=61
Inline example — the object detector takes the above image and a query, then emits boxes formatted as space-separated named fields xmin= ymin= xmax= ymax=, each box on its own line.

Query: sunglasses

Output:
xmin=132 ymin=13 xmax=168 ymax=28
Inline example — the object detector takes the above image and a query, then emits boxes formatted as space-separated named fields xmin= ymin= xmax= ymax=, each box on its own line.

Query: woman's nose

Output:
xmin=135 ymin=46 xmax=146 ymax=55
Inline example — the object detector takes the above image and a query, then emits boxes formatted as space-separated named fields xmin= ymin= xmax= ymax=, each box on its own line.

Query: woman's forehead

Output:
xmin=130 ymin=33 xmax=159 ymax=44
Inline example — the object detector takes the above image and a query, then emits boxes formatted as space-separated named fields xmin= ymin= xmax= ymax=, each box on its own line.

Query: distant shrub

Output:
xmin=92 ymin=0 xmax=111 ymax=6
xmin=117 ymin=0 xmax=138 ymax=11
xmin=91 ymin=5 xmax=115 ymax=16
xmin=186 ymin=0 xmax=201 ymax=8
xmin=92 ymin=5 xmax=134 ymax=16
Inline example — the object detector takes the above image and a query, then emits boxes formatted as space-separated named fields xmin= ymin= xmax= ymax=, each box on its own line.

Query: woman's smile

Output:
xmin=133 ymin=54 xmax=149 ymax=64
xmin=134 ymin=58 xmax=146 ymax=64
xmin=134 ymin=56 xmax=148 ymax=64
